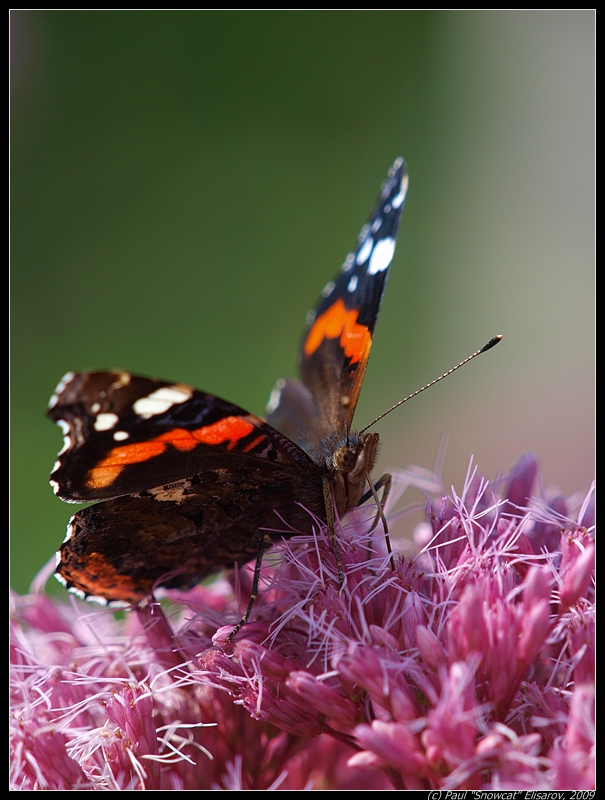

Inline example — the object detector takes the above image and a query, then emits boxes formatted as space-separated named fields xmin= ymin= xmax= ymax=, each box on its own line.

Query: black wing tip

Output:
xmin=381 ymin=158 xmax=409 ymax=211
xmin=386 ymin=156 xmax=407 ymax=185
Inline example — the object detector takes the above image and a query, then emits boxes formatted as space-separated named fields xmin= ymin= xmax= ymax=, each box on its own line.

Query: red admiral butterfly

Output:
xmin=48 ymin=158 xmax=408 ymax=612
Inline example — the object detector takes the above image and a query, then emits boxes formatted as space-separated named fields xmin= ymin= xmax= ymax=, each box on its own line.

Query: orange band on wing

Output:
xmin=304 ymin=297 xmax=372 ymax=364
xmin=61 ymin=551 xmax=149 ymax=604
xmin=190 ymin=416 xmax=255 ymax=448
xmin=86 ymin=416 xmax=256 ymax=489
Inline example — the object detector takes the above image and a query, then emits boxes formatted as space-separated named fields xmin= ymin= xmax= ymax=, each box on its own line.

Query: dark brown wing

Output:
xmin=56 ymin=463 xmax=325 ymax=606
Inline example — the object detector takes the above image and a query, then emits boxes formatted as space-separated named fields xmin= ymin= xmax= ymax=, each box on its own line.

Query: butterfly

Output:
xmin=47 ymin=158 xmax=408 ymax=619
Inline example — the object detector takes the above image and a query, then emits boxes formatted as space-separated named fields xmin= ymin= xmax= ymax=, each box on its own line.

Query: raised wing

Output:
xmin=299 ymin=158 xmax=408 ymax=436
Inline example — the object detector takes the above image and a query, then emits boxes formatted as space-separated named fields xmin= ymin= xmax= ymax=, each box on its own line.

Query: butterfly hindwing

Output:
xmin=56 ymin=462 xmax=324 ymax=606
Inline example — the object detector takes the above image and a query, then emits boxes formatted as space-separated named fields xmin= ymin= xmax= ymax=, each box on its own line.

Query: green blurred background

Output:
xmin=11 ymin=11 xmax=594 ymax=595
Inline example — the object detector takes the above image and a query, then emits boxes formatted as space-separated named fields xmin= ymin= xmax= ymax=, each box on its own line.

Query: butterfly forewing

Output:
xmin=48 ymin=371 xmax=317 ymax=502
xmin=298 ymin=158 xmax=408 ymax=435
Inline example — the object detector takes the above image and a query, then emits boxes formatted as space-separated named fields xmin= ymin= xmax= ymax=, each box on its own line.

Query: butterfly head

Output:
xmin=328 ymin=431 xmax=379 ymax=514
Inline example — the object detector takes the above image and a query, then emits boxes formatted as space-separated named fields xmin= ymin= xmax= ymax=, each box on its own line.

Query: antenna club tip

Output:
xmin=481 ymin=334 xmax=503 ymax=353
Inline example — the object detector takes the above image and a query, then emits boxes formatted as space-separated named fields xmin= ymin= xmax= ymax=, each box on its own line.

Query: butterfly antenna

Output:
xmin=359 ymin=335 xmax=502 ymax=435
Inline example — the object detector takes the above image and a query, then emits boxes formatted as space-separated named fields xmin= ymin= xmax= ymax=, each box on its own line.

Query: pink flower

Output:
xmin=10 ymin=455 xmax=594 ymax=789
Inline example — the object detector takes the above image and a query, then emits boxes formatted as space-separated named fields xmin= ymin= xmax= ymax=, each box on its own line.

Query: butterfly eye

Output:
xmin=333 ymin=446 xmax=357 ymax=474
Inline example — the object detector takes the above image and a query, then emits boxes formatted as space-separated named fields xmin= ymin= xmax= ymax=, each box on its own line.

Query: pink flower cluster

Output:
xmin=10 ymin=455 xmax=594 ymax=790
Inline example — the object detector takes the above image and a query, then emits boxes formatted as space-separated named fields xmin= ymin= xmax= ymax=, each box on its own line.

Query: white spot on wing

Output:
xmin=266 ymin=378 xmax=286 ymax=415
xmin=48 ymin=372 xmax=75 ymax=408
xmin=56 ymin=419 xmax=72 ymax=455
xmin=113 ymin=430 xmax=129 ymax=441
xmin=367 ymin=237 xmax=395 ymax=275
xmin=341 ymin=253 xmax=355 ymax=272
xmin=69 ymin=587 xmax=90 ymax=601
xmin=81 ymin=593 xmax=118 ymax=607
xmin=109 ymin=371 xmax=131 ymax=391
xmin=91 ymin=402 xmax=101 ymax=413
xmin=392 ymin=190 xmax=404 ymax=209
xmin=133 ymin=385 xmax=193 ymax=419
xmin=62 ymin=519 xmax=76 ymax=544
xmin=356 ymin=235 xmax=374 ymax=266
xmin=94 ymin=412 xmax=119 ymax=431
xmin=347 ymin=275 xmax=358 ymax=293
xmin=358 ymin=223 xmax=370 ymax=242
xmin=68 ymin=585 xmax=118 ymax=606
xmin=54 ymin=569 xmax=68 ymax=586
xmin=321 ymin=280 xmax=335 ymax=298
xmin=393 ymin=173 xmax=409 ymax=208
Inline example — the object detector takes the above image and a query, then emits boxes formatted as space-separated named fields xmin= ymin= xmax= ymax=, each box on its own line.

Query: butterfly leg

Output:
xmin=322 ymin=476 xmax=346 ymax=587
xmin=361 ymin=473 xmax=395 ymax=570
xmin=228 ymin=536 xmax=267 ymax=642
xmin=359 ymin=472 xmax=392 ymax=512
